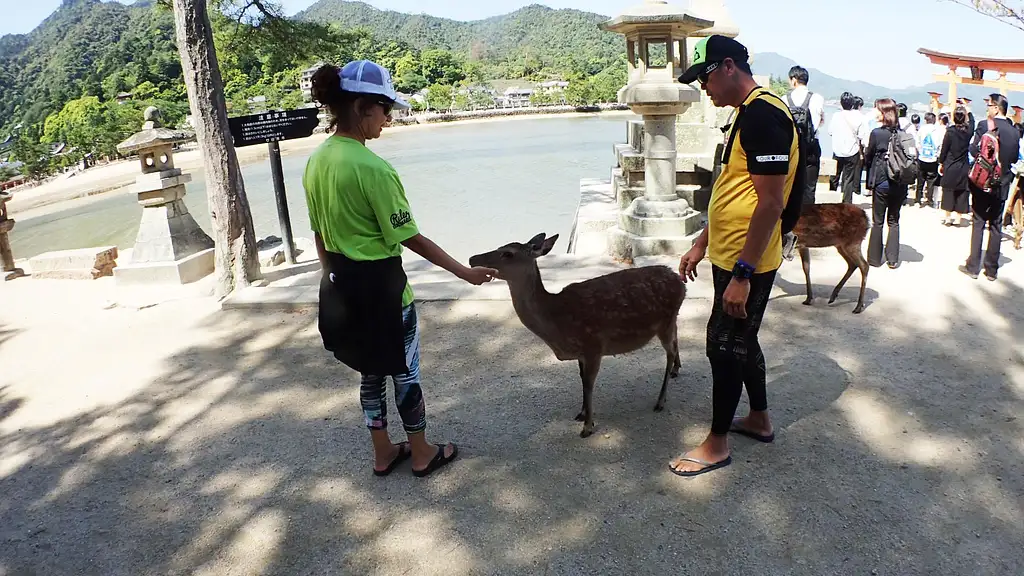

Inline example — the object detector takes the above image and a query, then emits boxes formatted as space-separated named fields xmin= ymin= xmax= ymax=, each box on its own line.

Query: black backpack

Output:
xmin=724 ymin=89 xmax=806 ymax=234
xmin=786 ymin=91 xmax=818 ymax=158
xmin=885 ymin=128 xmax=920 ymax=186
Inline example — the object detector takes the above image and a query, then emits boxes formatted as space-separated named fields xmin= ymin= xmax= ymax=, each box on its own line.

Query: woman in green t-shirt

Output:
xmin=305 ymin=61 xmax=497 ymax=478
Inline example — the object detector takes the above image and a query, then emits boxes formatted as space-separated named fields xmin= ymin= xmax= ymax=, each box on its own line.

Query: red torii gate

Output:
xmin=918 ymin=48 xmax=1024 ymax=122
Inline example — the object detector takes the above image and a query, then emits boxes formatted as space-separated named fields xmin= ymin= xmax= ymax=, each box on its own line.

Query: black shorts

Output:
xmin=706 ymin=265 xmax=778 ymax=360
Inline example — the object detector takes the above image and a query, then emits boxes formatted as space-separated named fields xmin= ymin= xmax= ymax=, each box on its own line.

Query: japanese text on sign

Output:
xmin=228 ymin=108 xmax=320 ymax=148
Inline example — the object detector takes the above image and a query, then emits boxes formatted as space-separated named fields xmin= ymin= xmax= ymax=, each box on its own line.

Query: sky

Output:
xmin=2 ymin=0 xmax=1022 ymax=89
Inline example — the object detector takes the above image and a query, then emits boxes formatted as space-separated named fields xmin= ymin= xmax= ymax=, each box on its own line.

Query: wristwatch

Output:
xmin=732 ymin=259 xmax=755 ymax=280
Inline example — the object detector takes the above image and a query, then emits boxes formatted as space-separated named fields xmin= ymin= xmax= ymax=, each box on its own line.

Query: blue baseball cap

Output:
xmin=339 ymin=60 xmax=410 ymax=110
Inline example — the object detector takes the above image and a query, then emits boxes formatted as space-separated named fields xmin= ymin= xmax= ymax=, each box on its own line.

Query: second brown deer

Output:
xmin=790 ymin=203 xmax=870 ymax=314
xmin=469 ymin=233 xmax=686 ymax=438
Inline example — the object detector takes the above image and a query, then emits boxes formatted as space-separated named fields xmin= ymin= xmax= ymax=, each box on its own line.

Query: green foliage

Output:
xmin=297 ymin=2 xmax=624 ymax=78
xmin=470 ymin=90 xmax=495 ymax=111
xmin=420 ymin=49 xmax=466 ymax=86
xmin=426 ymin=84 xmax=454 ymax=112
xmin=0 ymin=164 xmax=18 ymax=182
xmin=10 ymin=132 xmax=54 ymax=180
xmin=768 ymin=75 xmax=790 ymax=98
xmin=2 ymin=0 xmax=631 ymax=162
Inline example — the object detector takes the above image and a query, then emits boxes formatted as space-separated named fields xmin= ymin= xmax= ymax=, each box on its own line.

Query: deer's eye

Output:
xmin=500 ymin=252 xmax=513 ymax=260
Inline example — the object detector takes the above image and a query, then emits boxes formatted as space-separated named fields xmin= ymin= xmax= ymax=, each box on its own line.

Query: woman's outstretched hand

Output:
xmin=460 ymin=266 xmax=498 ymax=286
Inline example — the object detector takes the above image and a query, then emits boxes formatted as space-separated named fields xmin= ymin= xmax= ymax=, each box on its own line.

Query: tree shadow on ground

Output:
xmin=0 ymin=273 xmax=1022 ymax=575
xmin=0 ymin=386 xmax=23 ymax=425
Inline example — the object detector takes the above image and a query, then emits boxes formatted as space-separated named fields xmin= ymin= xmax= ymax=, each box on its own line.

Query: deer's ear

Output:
xmin=536 ymin=234 xmax=559 ymax=256
xmin=527 ymin=233 xmax=546 ymax=248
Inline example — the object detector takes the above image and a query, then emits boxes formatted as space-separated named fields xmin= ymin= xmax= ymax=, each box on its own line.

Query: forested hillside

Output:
xmin=0 ymin=0 xmax=633 ymax=180
xmin=0 ymin=0 xmax=182 ymax=133
xmin=296 ymin=1 xmax=623 ymax=79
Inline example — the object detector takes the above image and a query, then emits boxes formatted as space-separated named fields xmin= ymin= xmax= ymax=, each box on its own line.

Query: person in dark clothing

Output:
xmin=670 ymin=35 xmax=799 ymax=477
xmin=853 ymin=96 xmax=867 ymax=196
xmin=960 ymin=94 xmax=1022 ymax=281
xmin=864 ymin=98 xmax=908 ymax=269
xmin=939 ymin=107 xmax=973 ymax=226
xmin=956 ymin=98 xmax=977 ymax=134
xmin=786 ymin=65 xmax=823 ymax=205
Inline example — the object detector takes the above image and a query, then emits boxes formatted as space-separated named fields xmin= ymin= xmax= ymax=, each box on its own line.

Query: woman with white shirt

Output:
xmin=828 ymin=92 xmax=864 ymax=203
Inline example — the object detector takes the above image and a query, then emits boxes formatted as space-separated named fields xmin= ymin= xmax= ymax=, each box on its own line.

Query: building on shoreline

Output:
xmin=301 ymin=63 xmax=324 ymax=103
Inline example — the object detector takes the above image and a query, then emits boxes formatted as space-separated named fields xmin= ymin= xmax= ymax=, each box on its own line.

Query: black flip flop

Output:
xmin=373 ymin=442 xmax=411 ymax=477
xmin=669 ymin=455 xmax=733 ymax=477
xmin=729 ymin=419 xmax=775 ymax=443
xmin=412 ymin=443 xmax=459 ymax=478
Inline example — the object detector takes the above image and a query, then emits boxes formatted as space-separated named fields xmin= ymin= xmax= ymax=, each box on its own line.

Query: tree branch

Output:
xmin=942 ymin=0 xmax=1024 ymax=32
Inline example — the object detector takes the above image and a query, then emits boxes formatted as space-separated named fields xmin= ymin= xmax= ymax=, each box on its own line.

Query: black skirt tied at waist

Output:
xmin=317 ymin=250 xmax=409 ymax=376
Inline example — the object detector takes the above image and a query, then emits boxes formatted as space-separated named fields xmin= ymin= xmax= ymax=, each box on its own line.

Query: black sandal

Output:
xmin=412 ymin=443 xmax=459 ymax=478
xmin=373 ymin=442 xmax=411 ymax=477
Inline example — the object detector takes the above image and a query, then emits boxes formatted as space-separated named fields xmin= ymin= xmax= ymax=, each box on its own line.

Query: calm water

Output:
xmin=12 ymin=116 xmax=624 ymax=263
xmin=12 ymin=111 xmax=841 ymax=263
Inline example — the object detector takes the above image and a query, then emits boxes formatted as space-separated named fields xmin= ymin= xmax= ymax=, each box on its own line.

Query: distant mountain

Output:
xmin=0 ymin=0 xmax=181 ymax=132
xmin=752 ymin=51 xmax=1018 ymax=105
xmin=296 ymin=1 xmax=622 ymax=66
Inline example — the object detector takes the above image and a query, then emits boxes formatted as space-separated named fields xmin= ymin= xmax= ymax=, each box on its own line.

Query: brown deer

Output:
xmin=791 ymin=203 xmax=870 ymax=314
xmin=469 ymin=233 xmax=685 ymax=438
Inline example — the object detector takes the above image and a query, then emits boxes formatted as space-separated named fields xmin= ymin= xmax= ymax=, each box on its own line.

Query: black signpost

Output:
xmin=228 ymin=108 xmax=320 ymax=264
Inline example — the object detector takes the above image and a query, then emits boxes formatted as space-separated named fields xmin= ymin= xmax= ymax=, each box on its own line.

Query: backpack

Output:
xmin=786 ymin=91 xmax=818 ymax=158
xmin=762 ymin=91 xmax=805 ymax=233
xmin=885 ymin=128 xmax=920 ymax=186
xmin=969 ymin=119 xmax=1002 ymax=191
xmin=721 ymin=91 xmax=805 ymax=234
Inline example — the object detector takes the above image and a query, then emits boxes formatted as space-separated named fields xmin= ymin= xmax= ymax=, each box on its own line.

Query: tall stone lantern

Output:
xmin=114 ymin=107 xmax=215 ymax=285
xmin=602 ymin=1 xmax=714 ymax=259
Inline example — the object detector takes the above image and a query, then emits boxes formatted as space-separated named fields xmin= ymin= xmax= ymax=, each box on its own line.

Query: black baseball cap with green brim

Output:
xmin=678 ymin=35 xmax=751 ymax=85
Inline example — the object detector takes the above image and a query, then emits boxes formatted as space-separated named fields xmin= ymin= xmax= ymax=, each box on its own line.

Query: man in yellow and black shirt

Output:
xmin=669 ymin=35 xmax=800 ymax=477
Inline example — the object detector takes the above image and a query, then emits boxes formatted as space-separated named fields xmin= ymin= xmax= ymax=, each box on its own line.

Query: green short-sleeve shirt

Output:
xmin=303 ymin=136 xmax=419 ymax=306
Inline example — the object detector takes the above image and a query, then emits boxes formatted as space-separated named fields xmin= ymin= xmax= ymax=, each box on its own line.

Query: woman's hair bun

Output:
xmin=310 ymin=65 xmax=342 ymax=106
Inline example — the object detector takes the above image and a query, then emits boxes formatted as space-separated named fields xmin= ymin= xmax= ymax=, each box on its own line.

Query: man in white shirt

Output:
xmin=898 ymin=103 xmax=912 ymax=131
xmin=786 ymin=66 xmax=825 ymax=204
xmin=914 ymin=112 xmax=941 ymax=207
xmin=828 ymin=91 xmax=863 ymax=203
xmin=857 ymin=97 xmax=878 ymax=197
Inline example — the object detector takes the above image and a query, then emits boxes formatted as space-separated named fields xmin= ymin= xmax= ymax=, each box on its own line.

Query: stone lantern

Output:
xmin=114 ymin=107 xmax=214 ymax=285
xmin=0 ymin=191 xmax=25 ymax=281
xmin=927 ymin=92 xmax=944 ymax=116
xmin=601 ymin=0 xmax=714 ymax=259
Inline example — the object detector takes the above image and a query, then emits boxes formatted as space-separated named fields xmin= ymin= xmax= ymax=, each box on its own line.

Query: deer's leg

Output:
xmin=1014 ymin=197 xmax=1023 ymax=250
xmin=665 ymin=318 xmax=681 ymax=378
xmin=799 ymin=247 xmax=813 ymax=306
xmin=654 ymin=321 xmax=678 ymax=413
xmin=575 ymin=360 xmax=586 ymax=422
xmin=829 ymin=246 xmax=859 ymax=305
xmin=578 ymin=354 xmax=602 ymax=438
xmin=841 ymin=242 xmax=870 ymax=314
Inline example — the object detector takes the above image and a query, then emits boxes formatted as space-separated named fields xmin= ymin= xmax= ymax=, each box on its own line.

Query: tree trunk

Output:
xmin=171 ymin=0 xmax=261 ymax=298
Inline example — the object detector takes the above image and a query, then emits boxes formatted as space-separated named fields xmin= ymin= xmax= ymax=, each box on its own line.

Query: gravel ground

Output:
xmin=0 ymin=200 xmax=1022 ymax=575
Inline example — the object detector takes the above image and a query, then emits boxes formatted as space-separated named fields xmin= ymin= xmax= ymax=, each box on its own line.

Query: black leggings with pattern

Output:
xmin=706 ymin=265 xmax=778 ymax=435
